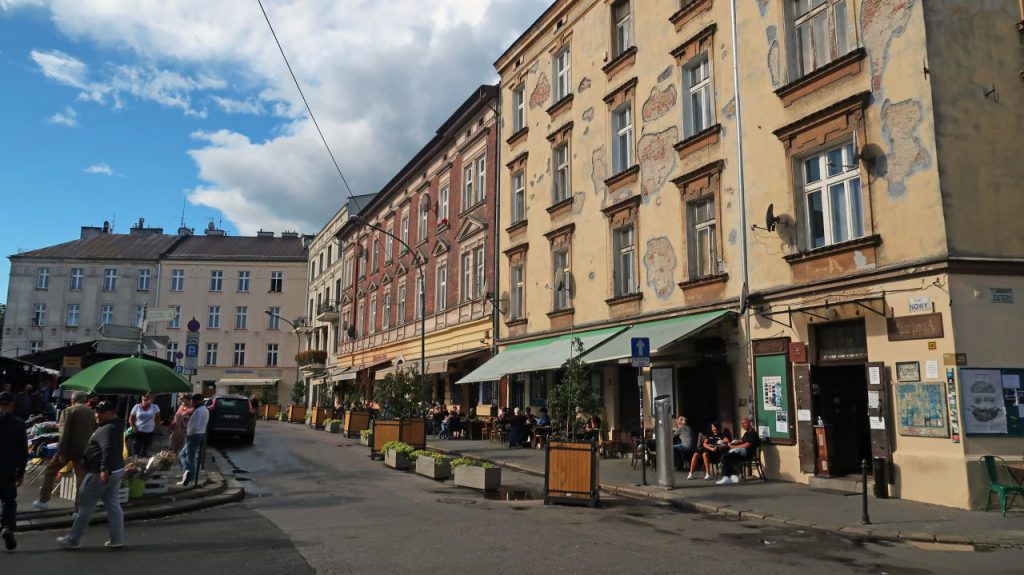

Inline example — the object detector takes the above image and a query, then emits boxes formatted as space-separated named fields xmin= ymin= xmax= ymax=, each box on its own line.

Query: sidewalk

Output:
xmin=425 ymin=437 xmax=1024 ymax=546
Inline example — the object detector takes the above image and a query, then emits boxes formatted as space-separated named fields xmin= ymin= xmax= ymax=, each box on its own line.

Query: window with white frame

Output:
xmin=267 ymin=343 xmax=279 ymax=366
xmin=512 ymin=84 xmax=526 ymax=132
xmin=134 ymin=304 xmax=145 ymax=327
xmin=382 ymin=291 xmax=391 ymax=330
xmin=612 ymin=104 xmax=633 ymax=174
xmin=372 ymin=237 xmax=381 ymax=271
xmin=100 ymin=304 xmax=114 ymax=326
xmin=397 ymin=284 xmax=407 ymax=324
xmin=613 ymin=225 xmax=637 ymax=296
xmin=170 ymin=306 xmax=181 ymax=329
xmin=511 ymin=171 xmax=526 ymax=224
xmin=210 ymin=270 xmax=223 ymax=291
xmin=553 ymin=48 xmax=571 ymax=101
xmin=439 ymin=187 xmax=449 ymax=222
xmin=385 ymin=227 xmax=394 ymax=261
xmin=208 ymin=306 xmax=221 ymax=329
xmin=802 ymin=141 xmax=864 ymax=249
xmin=103 ymin=268 xmax=118 ymax=291
xmin=318 ymin=253 xmax=324 ymax=276
xmin=369 ymin=294 xmax=377 ymax=333
xmin=37 ymin=267 xmax=50 ymax=289
xmin=553 ymin=248 xmax=571 ymax=311
xmin=474 ymin=245 xmax=485 ymax=299
xmin=137 ymin=269 xmax=151 ymax=291
xmin=436 ymin=263 xmax=448 ymax=311
xmin=553 ymin=144 xmax=570 ymax=203
xmin=66 ymin=304 xmax=80 ymax=327
xmin=268 ymin=306 xmax=281 ymax=330
xmin=510 ymin=264 xmax=524 ymax=320
xmin=166 ymin=342 xmax=179 ymax=363
xmin=419 ymin=200 xmax=429 ymax=243
xmin=70 ymin=268 xmax=84 ymax=291
xmin=33 ymin=303 xmax=46 ymax=326
xmin=612 ymin=0 xmax=633 ymax=58
xmin=237 ymin=270 xmax=250 ymax=292
xmin=170 ymin=269 xmax=184 ymax=292
xmin=476 ymin=156 xmax=487 ymax=203
xmin=206 ymin=343 xmax=218 ymax=366
xmin=233 ymin=343 xmax=246 ymax=366
xmin=791 ymin=0 xmax=853 ymax=78
xmin=270 ymin=270 xmax=283 ymax=292
xmin=415 ymin=274 xmax=424 ymax=319
xmin=400 ymin=213 xmax=410 ymax=250
xmin=682 ymin=53 xmax=713 ymax=138
xmin=355 ymin=300 xmax=364 ymax=337
xmin=236 ymin=306 xmax=248 ymax=329
xmin=29 ymin=341 xmax=42 ymax=354
xmin=688 ymin=196 xmax=718 ymax=278
xmin=462 ymin=164 xmax=474 ymax=209
xmin=461 ymin=252 xmax=473 ymax=302
xmin=358 ymin=245 xmax=367 ymax=278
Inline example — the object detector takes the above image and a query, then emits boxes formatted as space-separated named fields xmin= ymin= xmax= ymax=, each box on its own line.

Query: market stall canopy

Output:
xmin=61 ymin=357 xmax=191 ymax=395
xmin=456 ymin=326 xmax=626 ymax=384
xmin=580 ymin=310 xmax=733 ymax=365
xmin=378 ymin=348 xmax=489 ymax=381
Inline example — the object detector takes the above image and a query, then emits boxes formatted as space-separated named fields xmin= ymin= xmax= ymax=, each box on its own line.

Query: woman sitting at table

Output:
xmin=673 ymin=416 xmax=695 ymax=471
xmin=535 ymin=407 xmax=551 ymax=427
xmin=583 ymin=414 xmax=602 ymax=440
xmin=506 ymin=407 xmax=529 ymax=448
xmin=687 ymin=422 xmax=731 ymax=480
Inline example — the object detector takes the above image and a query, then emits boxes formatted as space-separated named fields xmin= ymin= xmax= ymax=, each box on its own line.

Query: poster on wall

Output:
xmin=960 ymin=369 xmax=1008 ymax=434
xmin=895 ymin=381 xmax=950 ymax=438
xmin=762 ymin=375 xmax=782 ymax=411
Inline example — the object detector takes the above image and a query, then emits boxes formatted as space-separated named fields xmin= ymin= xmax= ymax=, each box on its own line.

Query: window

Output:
xmin=270 ymin=271 xmax=283 ymax=293
xmin=268 ymin=307 xmax=281 ymax=330
xmin=612 ymin=0 xmax=633 ymax=58
xmin=461 ymin=252 xmax=473 ymax=302
xmin=318 ymin=253 xmax=324 ymax=276
xmin=69 ymin=268 xmax=83 ymax=291
xmin=237 ymin=270 xmax=250 ymax=292
xmin=29 ymin=341 xmax=42 ymax=354
xmin=369 ymin=294 xmax=377 ymax=333
xmin=206 ymin=343 xmax=218 ymax=366
xmin=476 ymin=156 xmax=487 ymax=203
xmin=512 ymin=84 xmax=526 ymax=132
xmin=475 ymin=245 xmax=485 ymax=299
xmin=554 ymin=48 xmax=571 ymax=101
xmin=511 ymin=171 xmax=526 ymax=224
xmin=612 ymin=104 xmax=633 ymax=174
xmin=208 ymin=306 xmax=221 ymax=329
xmin=236 ymin=306 xmax=248 ymax=329
xmin=37 ymin=267 xmax=50 ymax=289
xmin=66 ymin=304 xmax=80 ymax=327
xmin=169 ymin=306 xmax=181 ymax=329
xmin=462 ymin=164 xmax=474 ymax=209
xmin=166 ymin=342 xmax=179 ymax=363
xmin=32 ymin=303 xmax=46 ymax=326
xmin=385 ymin=227 xmax=394 ymax=261
xmin=510 ymin=265 xmax=524 ymax=320
xmin=327 ymin=245 xmax=332 ymax=266
xmin=415 ymin=274 xmax=424 ymax=320
xmin=134 ymin=304 xmax=145 ymax=327
xmin=553 ymin=248 xmax=570 ymax=311
xmin=802 ymin=142 xmax=863 ymax=249
xmin=688 ymin=197 xmax=718 ymax=278
xmin=400 ymin=213 xmax=410 ymax=250
xmin=356 ymin=300 xmax=364 ymax=338
xmin=613 ymin=225 xmax=637 ymax=296
xmin=103 ymin=268 xmax=117 ymax=291
xmin=682 ymin=53 xmax=713 ymax=137
xmin=419 ymin=201 xmax=429 ymax=242
xmin=233 ymin=343 xmax=246 ymax=366
xmin=436 ymin=263 xmax=448 ymax=311
xmin=310 ymin=262 xmax=316 ymax=282
xmin=137 ymin=269 xmax=151 ymax=291
xmin=397 ymin=284 xmax=407 ymax=324
xmin=358 ymin=245 xmax=367 ymax=278
xmin=372 ymin=237 xmax=381 ymax=271
xmin=100 ymin=304 xmax=114 ymax=326
xmin=266 ymin=343 xmax=279 ymax=367
xmin=553 ymin=144 xmax=570 ymax=203
xmin=171 ymin=269 xmax=184 ymax=292
xmin=209 ymin=270 xmax=223 ymax=291
xmin=382 ymin=291 xmax=391 ymax=330
xmin=792 ymin=0 xmax=852 ymax=77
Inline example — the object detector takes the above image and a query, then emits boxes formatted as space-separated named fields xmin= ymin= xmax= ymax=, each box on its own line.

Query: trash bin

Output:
xmin=872 ymin=456 xmax=889 ymax=499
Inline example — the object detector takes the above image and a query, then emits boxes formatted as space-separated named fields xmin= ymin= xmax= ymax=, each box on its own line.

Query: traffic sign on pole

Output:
xmin=631 ymin=337 xmax=650 ymax=368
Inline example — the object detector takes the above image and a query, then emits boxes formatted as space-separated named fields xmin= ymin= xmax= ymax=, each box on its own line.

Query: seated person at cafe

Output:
xmin=535 ymin=407 xmax=551 ymax=427
xmin=687 ymin=422 xmax=731 ymax=480
xmin=506 ymin=407 xmax=529 ymax=448
xmin=583 ymin=414 xmax=602 ymax=440
xmin=672 ymin=416 xmax=694 ymax=471
xmin=716 ymin=417 xmax=761 ymax=485
xmin=524 ymin=406 xmax=537 ymax=424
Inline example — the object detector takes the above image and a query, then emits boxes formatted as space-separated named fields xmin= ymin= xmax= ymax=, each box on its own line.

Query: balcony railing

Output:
xmin=315 ymin=303 xmax=339 ymax=323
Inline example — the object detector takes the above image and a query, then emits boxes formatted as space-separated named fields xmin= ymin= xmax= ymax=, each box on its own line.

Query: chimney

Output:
xmin=256 ymin=230 xmax=274 ymax=238
xmin=178 ymin=227 xmax=194 ymax=236
xmin=80 ymin=220 xmax=113 ymax=239
xmin=204 ymin=221 xmax=226 ymax=236
xmin=129 ymin=217 xmax=164 ymax=236
xmin=280 ymin=231 xmax=299 ymax=239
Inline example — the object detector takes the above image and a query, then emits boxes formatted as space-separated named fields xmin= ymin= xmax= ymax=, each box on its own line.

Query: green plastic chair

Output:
xmin=980 ymin=456 xmax=1024 ymax=517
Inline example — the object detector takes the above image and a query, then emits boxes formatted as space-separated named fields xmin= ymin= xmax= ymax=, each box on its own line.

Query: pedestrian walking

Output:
xmin=56 ymin=401 xmax=125 ymax=550
xmin=169 ymin=393 xmax=193 ymax=453
xmin=33 ymin=391 xmax=96 ymax=512
xmin=128 ymin=394 xmax=161 ymax=457
xmin=178 ymin=394 xmax=208 ymax=486
xmin=0 ymin=391 xmax=29 ymax=551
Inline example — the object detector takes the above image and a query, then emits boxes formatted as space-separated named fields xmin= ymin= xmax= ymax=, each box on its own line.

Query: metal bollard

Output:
xmin=861 ymin=459 xmax=871 ymax=525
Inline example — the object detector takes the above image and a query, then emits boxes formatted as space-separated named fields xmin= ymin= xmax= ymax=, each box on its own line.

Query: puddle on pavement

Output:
xmin=483 ymin=488 xmax=540 ymax=502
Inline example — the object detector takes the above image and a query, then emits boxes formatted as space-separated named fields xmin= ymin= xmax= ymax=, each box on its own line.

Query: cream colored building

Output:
xmin=462 ymin=0 xmax=1024 ymax=509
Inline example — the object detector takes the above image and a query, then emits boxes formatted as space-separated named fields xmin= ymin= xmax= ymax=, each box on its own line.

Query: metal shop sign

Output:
xmin=887 ymin=312 xmax=944 ymax=342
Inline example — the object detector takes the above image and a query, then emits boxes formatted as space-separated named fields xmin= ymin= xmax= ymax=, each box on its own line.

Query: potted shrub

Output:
xmin=359 ymin=429 xmax=371 ymax=446
xmin=413 ymin=450 xmax=451 ymax=480
xmin=275 ymin=412 xmax=286 ymax=422
xmin=383 ymin=441 xmax=414 ymax=470
xmin=452 ymin=457 xmax=501 ymax=491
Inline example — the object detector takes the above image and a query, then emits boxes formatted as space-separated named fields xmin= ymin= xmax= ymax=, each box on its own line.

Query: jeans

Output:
xmin=38 ymin=456 xmax=86 ymax=510
xmin=132 ymin=432 xmax=155 ymax=458
xmin=64 ymin=470 xmax=124 ymax=545
xmin=0 ymin=478 xmax=16 ymax=533
xmin=720 ymin=447 xmax=748 ymax=477
xmin=179 ymin=434 xmax=205 ymax=484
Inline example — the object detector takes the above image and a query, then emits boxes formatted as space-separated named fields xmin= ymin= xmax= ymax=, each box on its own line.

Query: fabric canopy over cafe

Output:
xmin=579 ymin=310 xmax=733 ymax=364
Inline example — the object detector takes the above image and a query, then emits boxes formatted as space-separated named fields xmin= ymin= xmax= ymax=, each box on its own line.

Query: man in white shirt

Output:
xmin=178 ymin=394 xmax=208 ymax=486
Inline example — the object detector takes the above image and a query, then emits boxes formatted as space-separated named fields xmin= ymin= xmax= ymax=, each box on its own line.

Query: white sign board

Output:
xmin=146 ymin=308 xmax=178 ymax=322
xmin=908 ymin=296 xmax=930 ymax=313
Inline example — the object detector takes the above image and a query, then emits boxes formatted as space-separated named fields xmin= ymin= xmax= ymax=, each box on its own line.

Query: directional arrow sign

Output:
xmin=143 ymin=335 xmax=171 ymax=348
xmin=146 ymin=309 xmax=177 ymax=322
xmin=98 ymin=324 xmax=142 ymax=341
xmin=631 ymin=337 xmax=650 ymax=368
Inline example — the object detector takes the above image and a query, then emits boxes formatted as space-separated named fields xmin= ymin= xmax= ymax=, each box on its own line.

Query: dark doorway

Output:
xmin=811 ymin=364 xmax=871 ymax=476
xmin=617 ymin=365 xmax=640 ymax=435
xmin=509 ymin=374 xmax=525 ymax=410
xmin=676 ymin=366 xmax=722 ymax=439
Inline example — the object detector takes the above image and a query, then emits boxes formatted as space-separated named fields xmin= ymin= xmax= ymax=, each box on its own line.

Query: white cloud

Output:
xmin=210 ymin=96 xmax=264 ymax=115
xmin=83 ymin=163 xmax=114 ymax=176
xmin=46 ymin=106 xmax=77 ymax=126
xmin=30 ymin=49 xmax=88 ymax=88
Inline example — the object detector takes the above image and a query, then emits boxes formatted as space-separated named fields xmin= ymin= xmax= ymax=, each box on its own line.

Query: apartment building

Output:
xmin=459 ymin=0 xmax=1024 ymax=509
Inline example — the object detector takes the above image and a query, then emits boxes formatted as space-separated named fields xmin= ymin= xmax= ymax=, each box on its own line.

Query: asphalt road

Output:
xmin=4 ymin=421 xmax=1022 ymax=574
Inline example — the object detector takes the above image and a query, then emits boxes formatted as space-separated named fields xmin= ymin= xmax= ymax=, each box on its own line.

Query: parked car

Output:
xmin=205 ymin=394 xmax=256 ymax=444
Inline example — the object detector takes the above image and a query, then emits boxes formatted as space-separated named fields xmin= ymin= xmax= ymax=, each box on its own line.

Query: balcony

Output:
xmin=296 ymin=349 xmax=328 ymax=374
xmin=315 ymin=303 xmax=339 ymax=323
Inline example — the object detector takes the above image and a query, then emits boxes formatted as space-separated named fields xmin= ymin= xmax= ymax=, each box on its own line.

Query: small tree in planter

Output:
xmin=383 ymin=441 xmax=414 ymax=470
xmin=452 ymin=457 xmax=501 ymax=491
xmin=548 ymin=338 xmax=600 ymax=440
xmin=374 ymin=366 xmax=425 ymax=420
xmin=359 ymin=429 xmax=371 ymax=446
xmin=413 ymin=450 xmax=451 ymax=480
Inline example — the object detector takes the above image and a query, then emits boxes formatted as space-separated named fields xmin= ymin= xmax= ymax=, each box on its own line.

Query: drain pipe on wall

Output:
xmin=492 ymin=84 xmax=502 ymax=413
xmin=730 ymin=0 xmax=756 ymax=422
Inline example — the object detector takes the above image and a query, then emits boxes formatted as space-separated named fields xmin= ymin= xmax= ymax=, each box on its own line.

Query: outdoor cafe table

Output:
xmin=1005 ymin=461 xmax=1024 ymax=487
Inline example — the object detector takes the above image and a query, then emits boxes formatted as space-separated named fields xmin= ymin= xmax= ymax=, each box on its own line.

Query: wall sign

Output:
xmin=908 ymin=296 xmax=931 ymax=313
xmin=960 ymin=367 xmax=1024 ymax=436
xmin=887 ymin=312 xmax=944 ymax=341
xmin=895 ymin=381 xmax=950 ymax=438
xmin=990 ymin=288 xmax=1014 ymax=304
xmin=896 ymin=361 xmax=921 ymax=382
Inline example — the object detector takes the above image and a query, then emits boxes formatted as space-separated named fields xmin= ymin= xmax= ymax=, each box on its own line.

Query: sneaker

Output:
xmin=703 ymin=473 xmax=711 ymax=480
xmin=716 ymin=476 xmax=734 ymax=485
xmin=730 ymin=475 xmax=740 ymax=484
xmin=104 ymin=541 xmax=124 ymax=549
xmin=56 ymin=536 xmax=80 ymax=549
xmin=686 ymin=473 xmax=695 ymax=480
xmin=31 ymin=500 xmax=50 ymax=511
xmin=2 ymin=528 xmax=16 ymax=551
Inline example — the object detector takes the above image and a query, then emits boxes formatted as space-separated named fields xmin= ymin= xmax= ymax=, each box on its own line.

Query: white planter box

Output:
xmin=453 ymin=465 xmax=501 ymax=491
xmin=415 ymin=457 xmax=451 ymax=480
xmin=384 ymin=449 xmax=411 ymax=470
xmin=360 ymin=435 xmax=370 ymax=446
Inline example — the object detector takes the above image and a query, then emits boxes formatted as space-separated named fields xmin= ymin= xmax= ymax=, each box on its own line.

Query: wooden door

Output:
xmin=793 ymin=364 xmax=816 ymax=474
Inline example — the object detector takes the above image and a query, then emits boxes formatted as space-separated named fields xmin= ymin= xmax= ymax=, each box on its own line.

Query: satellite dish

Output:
xmin=765 ymin=204 xmax=780 ymax=232
xmin=497 ymin=290 xmax=510 ymax=315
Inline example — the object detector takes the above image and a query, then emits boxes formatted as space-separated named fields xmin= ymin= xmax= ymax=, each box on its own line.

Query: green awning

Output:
xmin=580 ymin=310 xmax=733 ymax=365
xmin=456 ymin=325 xmax=626 ymax=384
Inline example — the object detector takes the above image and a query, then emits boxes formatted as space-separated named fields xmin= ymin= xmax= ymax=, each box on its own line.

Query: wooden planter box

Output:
xmin=415 ymin=457 xmax=451 ymax=480
xmin=454 ymin=465 xmax=501 ymax=491
xmin=384 ymin=449 xmax=411 ymax=470
xmin=327 ymin=421 xmax=341 ymax=433
xmin=310 ymin=407 xmax=334 ymax=429
xmin=287 ymin=405 xmax=307 ymax=424
xmin=261 ymin=404 xmax=281 ymax=420
xmin=401 ymin=418 xmax=427 ymax=449
xmin=369 ymin=417 xmax=427 ymax=458
xmin=344 ymin=410 xmax=371 ymax=438
xmin=544 ymin=439 xmax=600 ymax=507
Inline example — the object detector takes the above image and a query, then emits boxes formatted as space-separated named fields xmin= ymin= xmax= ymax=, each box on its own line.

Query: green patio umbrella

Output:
xmin=61 ymin=357 xmax=191 ymax=395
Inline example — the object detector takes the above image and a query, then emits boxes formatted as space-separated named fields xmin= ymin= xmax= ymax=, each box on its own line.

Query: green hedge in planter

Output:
xmin=450 ymin=457 xmax=496 ymax=469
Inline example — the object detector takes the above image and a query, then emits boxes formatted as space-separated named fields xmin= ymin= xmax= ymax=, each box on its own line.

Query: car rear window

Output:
xmin=213 ymin=398 xmax=246 ymax=411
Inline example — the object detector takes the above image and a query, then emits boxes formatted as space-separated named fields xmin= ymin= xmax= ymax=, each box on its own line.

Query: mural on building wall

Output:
xmin=880 ymin=98 xmax=931 ymax=200
xmin=766 ymin=26 xmax=781 ymax=87
xmin=592 ymin=146 xmax=610 ymax=206
xmin=643 ymin=237 xmax=677 ymax=300
xmin=637 ymin=126 xmax=679 ymax=201
xmin=861 ymin=0 xmax=917 ymax=93
xmin=578 ymin=77 xmax=591 ymax=93
xmin=757 ymin=0 xmax=770 ymax=18
xmin=530 ymin=72 xmax=551 ymax=109
xmin=642 ymin=85 xmax=677 ymax=123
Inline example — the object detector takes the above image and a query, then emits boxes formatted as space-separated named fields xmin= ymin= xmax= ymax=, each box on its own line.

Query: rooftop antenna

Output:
xmin=179 ymin=194 xmax=187 ymax=229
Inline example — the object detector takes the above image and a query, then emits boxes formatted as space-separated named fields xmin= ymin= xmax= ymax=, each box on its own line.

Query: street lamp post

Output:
xmin=264 ymin=310 xmax=303 ymax=406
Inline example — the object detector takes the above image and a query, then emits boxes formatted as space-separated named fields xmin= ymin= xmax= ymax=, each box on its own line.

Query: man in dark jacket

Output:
xmin=0 ymin=391 xmax=28 ymax=551
xmin=57 ymin=401 xmax=125 ymax=549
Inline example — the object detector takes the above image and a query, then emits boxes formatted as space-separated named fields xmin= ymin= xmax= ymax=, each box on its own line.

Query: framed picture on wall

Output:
xmin=896 ymin=361 xmax=921 ymax=382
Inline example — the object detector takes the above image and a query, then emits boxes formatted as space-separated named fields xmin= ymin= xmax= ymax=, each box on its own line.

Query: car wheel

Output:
xmin=244 ymin=432 xmax=255 ymax=445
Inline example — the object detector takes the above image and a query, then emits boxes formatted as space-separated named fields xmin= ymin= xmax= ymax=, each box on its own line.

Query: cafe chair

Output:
xmin=980 ymin=455 xmax=1024 ymax=517
xmin=741 ymin=446 xmax=767 ymax=482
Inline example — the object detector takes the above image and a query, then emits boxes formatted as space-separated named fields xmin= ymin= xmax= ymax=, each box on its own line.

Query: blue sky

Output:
xmin=0 ymin=0 xmax=547 ymax=303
